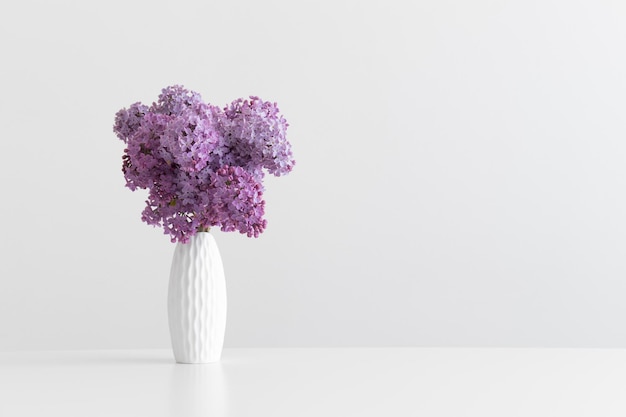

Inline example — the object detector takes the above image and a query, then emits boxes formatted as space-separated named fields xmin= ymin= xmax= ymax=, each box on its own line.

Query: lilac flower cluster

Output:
xmin=113 ymin=85 xmax=294 ymax=243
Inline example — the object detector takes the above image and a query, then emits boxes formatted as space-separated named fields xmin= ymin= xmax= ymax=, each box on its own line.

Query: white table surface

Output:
xmin=1 ymin=348 xmax=626 ymax=416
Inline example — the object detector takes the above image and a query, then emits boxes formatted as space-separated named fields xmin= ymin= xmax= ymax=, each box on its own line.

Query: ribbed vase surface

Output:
xmin=168 ymin=232 xmax=227 ymax=364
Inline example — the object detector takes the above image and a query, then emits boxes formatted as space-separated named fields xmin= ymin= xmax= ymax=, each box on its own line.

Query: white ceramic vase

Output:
xmin=168 ymin=232 xmax=227 ymax=364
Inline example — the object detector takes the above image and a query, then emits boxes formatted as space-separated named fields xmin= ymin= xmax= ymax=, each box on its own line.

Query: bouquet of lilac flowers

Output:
xmin=113 ymin=85 xmax=295 ymax=243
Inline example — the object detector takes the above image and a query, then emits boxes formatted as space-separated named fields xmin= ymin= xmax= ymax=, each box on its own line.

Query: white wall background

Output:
xmin=1 ymin=0 xmax=626 ymax=350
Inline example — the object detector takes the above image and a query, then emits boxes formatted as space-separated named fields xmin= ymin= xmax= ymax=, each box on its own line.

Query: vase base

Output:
xmin=173 ymin=353 xmax=222 ymax=364
xmin=174 ymin=360 xmax=221 ymax=364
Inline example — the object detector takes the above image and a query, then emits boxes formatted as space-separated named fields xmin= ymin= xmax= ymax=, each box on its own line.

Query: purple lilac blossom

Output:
xmin=222 ymin=96 xmax=295 ymax=177
xmin=113 ymin=85 xmax=293 ymax=243
xmin=204 ymin=166 xmax=266 ymax=238
xmin=114 ymin=102 xmax=149 ymax=143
